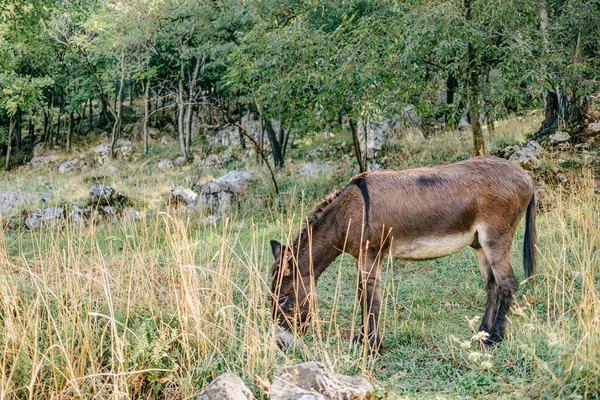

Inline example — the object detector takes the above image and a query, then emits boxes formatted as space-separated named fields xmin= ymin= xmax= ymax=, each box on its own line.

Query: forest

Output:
xmin=1 ymin=0 xmax=600 ymax=399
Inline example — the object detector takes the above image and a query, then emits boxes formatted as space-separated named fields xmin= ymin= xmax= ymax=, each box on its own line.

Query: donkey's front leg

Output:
xmin=354 ymin=256 xmax=382 ymax=353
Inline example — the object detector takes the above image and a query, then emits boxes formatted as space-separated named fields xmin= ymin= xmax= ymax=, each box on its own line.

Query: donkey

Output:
xmin=269 ymin=156 xmax=536 ymax=351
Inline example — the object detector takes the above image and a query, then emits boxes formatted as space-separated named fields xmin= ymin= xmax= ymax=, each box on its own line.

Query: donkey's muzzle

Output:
xmin=276 ymin=330 xmax=295 ymax=350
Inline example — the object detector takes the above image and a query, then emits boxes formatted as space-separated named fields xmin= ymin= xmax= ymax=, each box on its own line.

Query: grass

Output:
xmin=0 ymin=112 xmax=599 ymax=399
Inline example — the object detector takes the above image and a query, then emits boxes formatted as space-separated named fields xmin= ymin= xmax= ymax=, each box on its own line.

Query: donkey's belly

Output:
xmin=391 ymin=231 xmax=476 ymax=261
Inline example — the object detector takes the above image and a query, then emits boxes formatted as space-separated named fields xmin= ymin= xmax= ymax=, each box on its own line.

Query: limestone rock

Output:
xmin=170 ymin=187 xmax=197 ymax=206
xmin=160 ymin=135 xmax=178 ymax=145
xmin=194 ymin=373 xmax=254 ymax=400
xmin=270 ymin=362 xmax=373 ymax=400
xmin=174 ymin=156 xmax=186 ymax=167
xmin=89 ymin=184 xmax=128 ymax=207
xmin=158 ymin=159 xmax=174 ymax=169
xmin=0 ymin=192 xmax=24 ymax=213
xmin=588 ymin=122 xmax=600 ymax=135
xmin=25 ymin=207 xmax=64 ymax=229
xmin=550 ymin=131 xmax=571 ymax=143
xmin=507 ymin=140 xmax=544 ymax=170
xmin=297 ymin=162 xmax=337 ymax=176
xmin=193 ymin=170 xmax=252 ymax=216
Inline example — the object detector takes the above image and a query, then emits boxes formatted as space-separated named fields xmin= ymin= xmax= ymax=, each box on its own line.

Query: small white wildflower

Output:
xmin=471 ymin=331 xmax=490 ymax=341
xmin=465 ymin=315 xmax=480 ymax=328
xmin=460 ymin=340 xmax=472 ymax=349
xmin=522 ymin=324 xmax=536 ymax=331
xmin=468 ymin=351 xmax=482 ymax=361
xmin=512 ymin=306 xmax=526 ymax=317
xmin=481 ymin=360 xmax=493 ymax=369
xmin=548 ymin=332 xmax=561 ymax=347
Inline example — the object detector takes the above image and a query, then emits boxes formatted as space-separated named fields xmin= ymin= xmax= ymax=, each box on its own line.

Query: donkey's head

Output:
xmin=269 ymin=239 xmax=313 ymax=349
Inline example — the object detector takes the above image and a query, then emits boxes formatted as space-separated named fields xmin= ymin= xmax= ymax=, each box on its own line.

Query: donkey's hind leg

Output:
xmin=481 ymin=238 xmax=519 ymax=346
xmin=473 ymin=247 xmax=498 ymax=334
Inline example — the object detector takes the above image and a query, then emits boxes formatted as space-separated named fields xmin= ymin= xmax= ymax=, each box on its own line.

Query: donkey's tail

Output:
xmin=523 ymin=193 xmax=537 ymax=278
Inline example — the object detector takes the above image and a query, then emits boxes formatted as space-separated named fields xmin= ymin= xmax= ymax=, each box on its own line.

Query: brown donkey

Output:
xmin=269 ymin=156 xmax=536 ymax=351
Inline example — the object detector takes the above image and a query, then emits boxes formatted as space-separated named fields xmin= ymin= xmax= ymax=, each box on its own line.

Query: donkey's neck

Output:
xmin=294 ymin=213 xmax=344 ymax=282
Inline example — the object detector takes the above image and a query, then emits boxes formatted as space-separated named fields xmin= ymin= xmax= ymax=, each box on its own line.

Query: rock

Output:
xmin=160 ymin=135 xmax=178 ymax=145
xmin=158 ymin=159 xmax=174 ymax=169
xmin=89 ymin=184 xmax=128 ymax=207
xmin=199 ymin=155 xmax=222 ymax=168
xmin=497 ymin=144 xmax=520 ymax=159
xmin=33 ymin=143 xmax=46 ymax=156
xmin=554 ymin=172 xmax=569 ymax=186
xmin=173 ymin=156 xmax=186 ymax=167
xmin=358 ymin=118 xmax=403 ymax=151
xmin=67 ymin=206 xmax=88 ymax=226
xmin=170 ymin=187 xmax=197 ymax=206
xmin=0 ymin=192 xmax=25 ymax=213
xmin=39 ymin=192 xmax=53 ymax=204
xmin=588 ymin=122 xmax=600 ymax=135
xmin=92 ymin=143 xmax=111 ymax=165
xmin=148 ymin=127 xmax=160 ymax=138
xmin=29 ymin=154 xmax=61 ymax=167
xmin=116 ymin=138 xmax=134 ymax=159
xmin=212 ymin=125 xmax=241 ymax=147
xmin=297 ymin=162 xmax=337 ymax=176
xmin=123 ymin=208 xmax=141 ymax=220
xmin=507 ymin=140 xmax=544 ymax=170
xmin=59 ymin=159 xmax=80 ymax=174
xmin=193 ymin=170 xmax=252 ymax=216
xmin=194 ymin=373 xmax=254 ymax=400
xmin=270 ymin=362 xmax=373 ymax=400
xmin=550 ymin=131 xmax=571 ymax=143
xmin=25 ymin=207 xmax=63 ymax=229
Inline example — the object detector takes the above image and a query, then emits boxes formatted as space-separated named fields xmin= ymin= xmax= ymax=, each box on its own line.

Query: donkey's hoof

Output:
xmin=483 ymin=332 xmax=503 ymax=347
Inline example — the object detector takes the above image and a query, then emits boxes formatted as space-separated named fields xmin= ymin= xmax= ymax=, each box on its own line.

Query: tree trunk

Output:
xmin=465 ymin=0 xmax=486 ymax=156
xmin=141 ymin=77 xmax=150 ymax=155
xmin=88 ymin=98 xmax=93 ymax=132
xmin=177 ymin=61 xmax=188 ymax=158
xmin=67 ymin=110 xmax=73 ymax=151
xmin=185 ymin=54 xmax=203 ymax=157
xmin=264 ymin=119 xmax=284 ymax=168
xmin=129 ymin=82 xmax=133 ymax=106
xmin=349 ymin=118 xmax=365 ymax=173
xmin=5 ymin=116 xmax=15 ymax=170
xmin=110 ymin=54 xmax=125 ymax=157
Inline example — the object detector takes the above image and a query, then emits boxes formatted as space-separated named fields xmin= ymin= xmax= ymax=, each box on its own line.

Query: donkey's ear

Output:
xmin=270 ymin=240 xmax=282 ymax=260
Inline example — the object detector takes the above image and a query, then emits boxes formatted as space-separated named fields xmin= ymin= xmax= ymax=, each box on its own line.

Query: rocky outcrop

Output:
xmin=0 ymin=192 xmax=25 ymax=214
xmin=501 ymin=140 xmax=544 ymax=170
xmin=270 ymin=362 xmax=374 ymax=400
xmin=297 ymin=162 xmax=337 ymax=176
xmin=194 ymin=373 xmax=254 ymax=400
xmin=193 ymin=170 xmax=252 ymax=216
xmin=158 ymin=159 xmax=174 ymax=169
xmin=24 ymin=207 xmax=64 ymax=229
xmin=170 ymin=187 xmax=197 ymax=206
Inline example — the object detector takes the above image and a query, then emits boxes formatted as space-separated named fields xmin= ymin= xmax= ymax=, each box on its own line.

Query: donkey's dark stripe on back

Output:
xmin=353 ymin=175 xmax=370 ymax=227
xmin=269 ymin=156 xmax=537 ymax=351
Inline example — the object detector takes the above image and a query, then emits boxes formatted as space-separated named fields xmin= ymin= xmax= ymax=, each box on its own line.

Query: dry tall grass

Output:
xmin=0 ymin=170 xmax=598 ymax=399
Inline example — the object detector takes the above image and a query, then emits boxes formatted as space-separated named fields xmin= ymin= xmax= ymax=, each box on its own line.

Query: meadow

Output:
xmin=1 ymin=114 xmax=599 ymax=399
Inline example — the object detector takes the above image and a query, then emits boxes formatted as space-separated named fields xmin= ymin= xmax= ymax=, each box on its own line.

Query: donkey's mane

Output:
xmin=294 ymin=189 xmax=341 ymax=248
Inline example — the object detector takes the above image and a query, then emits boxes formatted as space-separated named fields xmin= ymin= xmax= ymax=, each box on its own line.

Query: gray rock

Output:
xmin=194 ymin=170 xmax=252 ymax=216
xmin=358 ymin=118 xmax=403 ymax=151
xmin=550 ymin=131 xmax=571 ymax=143
xmin=25 ymin=207 xmax=63 ymax=229
xmin=59 ymin=159 xmax=80 ymax=174
xmin=92 ymin=143 xmax=111 ymax=154
xmin=173 ymin=156 xmax=186 ymax=166
xmin=194 ymin=373 xmax=254 ymax=400
xmin=0 ymin=192 xmax=24 ymax=213
xmin=148 ymin=127 xmax=160 ymax=138
xmin=116 ymin=139 xmax=134 ymax=159
xmin=170 ymin=187 xmax=197 ymax=206
xmin=158 ymin=159 xmax=174 ymax=169
xmin=297 ymin=162 xmax=337 ymax=176
xmin=270 ymin=362 xmax=373 ymax=400
xmin=29 ymin=154 xmax=61 ymax=167
xmin=39 ymin=192 xmax=53 ymax=204
xmin=588 ymin=122 xmax=600 ymax=135
xmin=89 ymin=184 xmax=127 ymax=207
xmin=160 ymin=135 xmax=178 ymax=145
xmin=33 ymin=143 xmax=46 ymax=156
xmin=199 ymin=155 xmax=222 ymax=168
xmin=509 ymin=150 xmax=542 ymax=170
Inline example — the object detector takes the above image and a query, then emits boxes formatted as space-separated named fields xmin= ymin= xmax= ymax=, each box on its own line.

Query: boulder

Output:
xmin=507 ymin=140 xmax=544 ymax=170
xmin=29 ymin=154 xmax=61 ymax=167
xmin=550 ymin=131 xmax=571 ymax=143
xmin=33 ymin=143 xmax=46 ymax=156
xmin=194 ymin=170 xmax=252 ymax=216
xmin=194 ymin=373 xmax=254 ymax=400
xmin=89 ymin=184 xmax=128 ymax=207
xmin=173 ymin=156 xmax=186 ymax=167
xmin=92 ymin=143 xmax=111 ymax=165
xmin=160 ymin=135 xmax=178 ymax=145
xmin=199 ymin=155 xmax=222 ymax=168
xmin=116 ymin=138 xmax=134 ymax=159
xmin=0 ymin=192 xmax=25 ymax=214
xmin=39 ymin=192 xmax=53 ymax=204
xmin=25 ymin=207 xmax=64 ymax=229
xmin=59 ymin=159 xmax=80 ymax=174
xmin=588 ymin=122 xmax=600 ymax=135
xmin=158 ymin=159 xmax=174 ymax=170
xmin=358 ymin=118 xmax=403 ymax=151
xmin=270 ymin=362 xmax=374 ymax=400
xmin=297 ymin=162 xmax=337 ymax=176
xmin=170 ymin=187 xmax=198 ymax=206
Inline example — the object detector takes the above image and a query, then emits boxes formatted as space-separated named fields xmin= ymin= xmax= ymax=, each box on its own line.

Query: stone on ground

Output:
xmin=0 ymin=192 xmax=25 ymax=214
xmin=194 ymin=373 xmax=254 ymax=400
xmin=270 ymin=362 xmax=374 ymax=400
